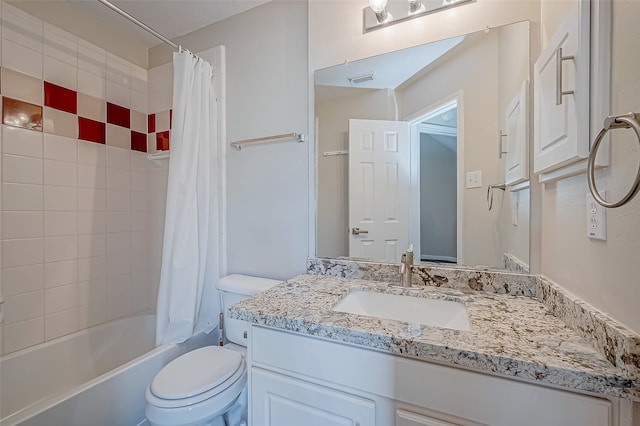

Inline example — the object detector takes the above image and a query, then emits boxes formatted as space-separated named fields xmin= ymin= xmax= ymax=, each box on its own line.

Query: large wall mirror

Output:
xmin=315 ymin=20 xmax=531 ymax=272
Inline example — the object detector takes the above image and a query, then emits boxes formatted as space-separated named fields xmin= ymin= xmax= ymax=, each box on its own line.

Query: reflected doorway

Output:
xmin=410 ymin=100 xmax=459 ymax=263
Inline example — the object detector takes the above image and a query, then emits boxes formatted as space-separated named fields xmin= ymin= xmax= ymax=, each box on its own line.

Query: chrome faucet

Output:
xmin=399 ymin=244 xmax=414 ymax=288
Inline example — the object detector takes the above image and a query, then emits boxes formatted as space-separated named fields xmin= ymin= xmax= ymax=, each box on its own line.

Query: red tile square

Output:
xmin=78 ymin=117 xmax=106 ymax=144
xmin=2 ymin=97 xmax=43 ymax=131
xmin=44 ymin=81 xmax=77 ymax=114
xmin=107 ymin=102 xmax=130 ymax=128
xmin=131 ymin=130 xmax=147 ymax=152
xmin=148 ymin=113 xmax=156 ymax=133
xmin=156 ymin=131 xmax=170 ymax=151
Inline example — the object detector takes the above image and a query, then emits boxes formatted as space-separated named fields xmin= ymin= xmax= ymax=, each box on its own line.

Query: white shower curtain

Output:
xmin=156 ymin=51 xmax=221 ymax=345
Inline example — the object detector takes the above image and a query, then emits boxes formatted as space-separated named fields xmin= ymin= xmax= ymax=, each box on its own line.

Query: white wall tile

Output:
xmin=131 ymin=65 xmax=147 ymax=93
xmin=78 ymin=233 xmax=106 ymax=258
xmin=2 ymin=183 xmax=43 ymax=211
xmin=44 ymin=259 xmax=78 ymax=289
xmin=78 ymin=256 xmax=106 ymax=282
xmin=131 ymin=191 xmax=150 ymax=211
xmin=44 ymin=55 xmax=77 ymax=90
xmin=44 ymin=134 xmax=77 ymax=162
xmin=44 ymin=211 xmax=77 ymax=237
xmin=3 ymin=264 xmax=44 ymax=297
xmin=77 ymin=211 xmax=107 ymax=235
xmin=106 ymin=52 xmax=131 ymax=86
xmin=107 ymin=254 xmax=131 ymax=276
xmin=78 ymin=187 xmax=106 ymax=211
xmin=131 ymin=91 xmax=148 ymax=114
xmin=106 ymin=146 xmax=131 ymax=170
xmin=3 ymin=154 xmax=43 ymax=184
xmin=2 ymin=126 xmax=43 ymax=158
xmin=2 ymin=211 xmax=43 ymax=239
xmin=2 ymin=2 xmax=43 ymax=51
xmin=107 ymin=293 xmax=132 ymax=320
xmin=107 ymin=272 xmax=131 ymax=297
xmin=44 ymin=235 xmax=78 ymax=263
xmin=131 ymin=151 xmax=152 ymax=172
xmin=4 ymin=291 xmax=44 ymax=324
xmin=2 ymin=39 xmax=42 ymax=79
xmin=107 ymin=232 xmax=131 ymax=255
xmin=43 ymin=23 xmax=77 ymax=66
xmin=78 ymin=140 xmax=106 ymax=165
xmin=45 ymin=283 xmax=78 ymax=314
xmin=78 ymin=279 xmax=106 ymax=305
xmin=155 ymin=110 xmax=170 ymax=132
xmin=44 ymin=159 xmax=77 ymax=186
xmin=131 ymin=171 xmax=150 ymax=191
xmin=78 ymin=302 xmax=106 ymax=329
xmin=78 ymin=39 xmax=106 ymax=76
xmin=45 ymin=308 xmax=78 ymax=340
xmin=78 ymin=69 xmax=106 ymax=100
xmin=107 ymin=211 xmax=130 ymax=233
xmin=44 ymin=186 xmax=77 ymax=211
xmin=3 ymin=317 xmax=44 ymax=354
xmin=130 ymin=110 xmax=146 ymax=133
xmin=106 ymin=189 xmax=131 ymax=212
xmin=3 ymin=238 xmax=43 ymax=267
xmin=131 ymin=211 xmax=150 ymax=232
xmin=106 ymin=168 xmax=131 ymax=190
xmin=106 ymin=80 xmax=130 ymax=108
xmin=78 ymin=164 xmax=106 ymax=189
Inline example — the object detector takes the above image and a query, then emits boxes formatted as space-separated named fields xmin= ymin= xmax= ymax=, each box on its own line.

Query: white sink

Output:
xmin=333 ymin=290 xmax=471 ymax=331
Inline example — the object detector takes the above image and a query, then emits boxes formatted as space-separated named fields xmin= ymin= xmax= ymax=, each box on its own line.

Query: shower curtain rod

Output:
xmin=96 ymin=0 xmax=181 ymax=51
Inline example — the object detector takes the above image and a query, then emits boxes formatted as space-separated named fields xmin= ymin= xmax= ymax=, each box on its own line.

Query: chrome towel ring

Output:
xmin=487 ymin=183 xmax=506 ymax=211
xmin=587 ymin=112 xmax=640 ymax=208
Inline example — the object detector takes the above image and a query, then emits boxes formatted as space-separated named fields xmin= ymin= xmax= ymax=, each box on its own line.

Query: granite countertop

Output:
xmin=229 ymin=273 xmax=640 ymax=401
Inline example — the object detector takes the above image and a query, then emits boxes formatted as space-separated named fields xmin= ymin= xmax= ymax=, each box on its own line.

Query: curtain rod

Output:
xmin=96 ymin=0 xmax=181 ymax=51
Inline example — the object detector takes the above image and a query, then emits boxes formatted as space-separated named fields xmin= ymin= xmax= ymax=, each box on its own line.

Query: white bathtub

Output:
xmin=0 ymin=314 xmax=216 ymax=426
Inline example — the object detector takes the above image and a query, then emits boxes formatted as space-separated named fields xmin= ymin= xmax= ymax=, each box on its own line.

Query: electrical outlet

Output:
xmin=466 ymin=170 xmax=482 ymax=189
xmin=586 ymin=192 xmax=606 ymax=240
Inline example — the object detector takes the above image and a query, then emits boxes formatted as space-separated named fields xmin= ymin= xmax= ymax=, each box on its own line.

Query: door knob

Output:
xmin=351 ymin=227 xmax=369 ymax=235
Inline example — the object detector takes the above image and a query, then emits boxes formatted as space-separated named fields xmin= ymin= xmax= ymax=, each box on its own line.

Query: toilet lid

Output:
xmin=150 ymin=346 xmax=243 ymax=400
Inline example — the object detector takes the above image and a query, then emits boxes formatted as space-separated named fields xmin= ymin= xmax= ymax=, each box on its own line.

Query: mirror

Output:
xmin=315 ymin=21 xmax=531 ymax=272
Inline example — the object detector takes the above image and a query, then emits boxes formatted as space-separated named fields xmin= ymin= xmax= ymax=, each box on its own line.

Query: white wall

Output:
xmin=150 ymin=1 xmax=309 ymax=281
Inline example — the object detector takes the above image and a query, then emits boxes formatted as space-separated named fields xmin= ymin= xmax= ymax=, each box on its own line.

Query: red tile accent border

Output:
xmin=44 ymin=82 xmax=77 ymax=115
xmin=107 ymin=102 xmax=130 ymax=128
xmin=156 ymin=131 xmax=170 ymax=151
xmin=2 ymin=97 xmax=43 ymax=131
xmin=131 ymin=130 xmax=147 ymax=152
xmin=169 ymin=109 xmax=173 ymax=129
xmin=148 ymin=113 xmax=155 ymax=133
xmin=78 ymin=117 xmax=106 ymax=144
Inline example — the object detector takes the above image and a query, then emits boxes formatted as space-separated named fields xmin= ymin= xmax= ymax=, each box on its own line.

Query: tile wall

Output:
xmin=0 ymin=1 xmax=174 ymax=354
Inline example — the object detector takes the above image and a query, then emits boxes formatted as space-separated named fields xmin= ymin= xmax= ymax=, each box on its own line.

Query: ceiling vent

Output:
xmin=348 ymin=73 xmax=375 ymax=85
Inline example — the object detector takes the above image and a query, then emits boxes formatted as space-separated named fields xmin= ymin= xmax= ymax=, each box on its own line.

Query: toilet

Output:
xmin=145 ymin=274 xmax=282 ymax=426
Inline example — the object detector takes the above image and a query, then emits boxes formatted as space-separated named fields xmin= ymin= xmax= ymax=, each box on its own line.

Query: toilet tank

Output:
xmin=216 ymin=274 xmax=282 ymax=346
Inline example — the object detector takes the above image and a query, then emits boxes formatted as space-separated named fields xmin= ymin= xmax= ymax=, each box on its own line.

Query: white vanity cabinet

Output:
xmin=248 ymin=326 xmax=630 ymax=426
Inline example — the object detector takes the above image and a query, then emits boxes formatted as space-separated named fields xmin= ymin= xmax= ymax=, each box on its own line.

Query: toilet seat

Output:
xmin=146 ymin=346 xmax=246 ymax=409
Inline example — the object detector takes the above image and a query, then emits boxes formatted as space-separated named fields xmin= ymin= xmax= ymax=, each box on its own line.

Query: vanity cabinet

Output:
xmin=249 ymin=325 xmax=627 ymax=426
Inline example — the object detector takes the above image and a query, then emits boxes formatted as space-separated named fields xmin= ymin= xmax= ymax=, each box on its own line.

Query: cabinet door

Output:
xmin=251 ymin=367 xmax=376 ymax=426
xmin=505 ymin=80 xmax=529 ymax=185
xmin=533 ymin=1 xmax=590 ymax=174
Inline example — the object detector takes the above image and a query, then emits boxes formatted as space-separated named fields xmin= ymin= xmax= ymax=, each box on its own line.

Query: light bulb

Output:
xmin=369 ymin=0 xmax=387 ymax=13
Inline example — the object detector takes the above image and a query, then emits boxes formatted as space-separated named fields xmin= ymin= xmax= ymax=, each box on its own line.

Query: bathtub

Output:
xmin=0 ymin=313 xmax=216 ymax=426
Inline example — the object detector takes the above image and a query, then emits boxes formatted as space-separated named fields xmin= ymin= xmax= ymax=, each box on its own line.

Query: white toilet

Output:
xmin=145 ymin=274 xmax=282 ymax=426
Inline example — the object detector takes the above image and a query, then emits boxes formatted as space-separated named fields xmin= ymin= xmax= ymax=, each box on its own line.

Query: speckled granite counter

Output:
xmin=229 ymin=273 xmax=640 ymax=401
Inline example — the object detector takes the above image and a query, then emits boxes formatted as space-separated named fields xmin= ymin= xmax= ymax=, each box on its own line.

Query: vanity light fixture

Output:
xmin=363 ymin=0 xmax=475 ymax=33
xmin=369 ymin=0 xmax=391 ymax=23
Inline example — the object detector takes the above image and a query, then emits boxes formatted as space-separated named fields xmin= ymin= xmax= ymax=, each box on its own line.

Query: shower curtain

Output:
xmin=156 ymin=51 xmax=221 ymax=345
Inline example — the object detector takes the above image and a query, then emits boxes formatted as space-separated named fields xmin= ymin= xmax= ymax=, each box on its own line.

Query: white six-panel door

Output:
xmin=348 ymin=119 xmax=411 ymax=262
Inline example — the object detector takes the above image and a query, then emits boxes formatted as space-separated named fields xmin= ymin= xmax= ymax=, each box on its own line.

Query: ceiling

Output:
xmin=8 ymin=0 xmax=271 ymax=66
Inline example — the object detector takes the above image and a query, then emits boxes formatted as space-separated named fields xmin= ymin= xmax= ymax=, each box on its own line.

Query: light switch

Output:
xmin=466 ymin=170 xmax=482 ymax=189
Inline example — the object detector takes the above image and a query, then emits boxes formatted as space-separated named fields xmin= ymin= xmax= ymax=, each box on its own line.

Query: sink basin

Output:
xmin=333 ymin=290 xmax=471 ymax=331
